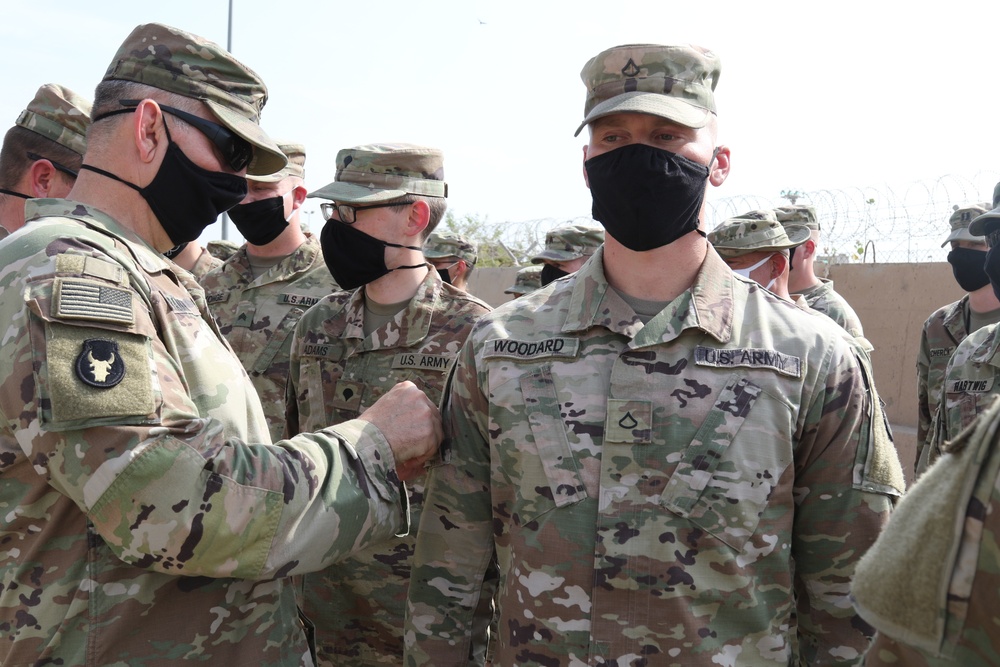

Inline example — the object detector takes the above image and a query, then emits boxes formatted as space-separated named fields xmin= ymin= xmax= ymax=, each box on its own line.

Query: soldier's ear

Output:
xmin=404 ymin=199 xmax=430 ymax=238
xmin=27 ymin=160 xmax=58 ymax=197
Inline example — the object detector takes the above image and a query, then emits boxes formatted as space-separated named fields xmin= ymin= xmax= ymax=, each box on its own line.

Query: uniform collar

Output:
xmin=340 ymin=265 xmax=441 ymax=349
xmin=24 ymin=198 xmax=173 ymax=275
xmin=560 ymin=245 xmax=733 ymax=346
xmin=943 ymin=295 xmax=971 ymax=342
xmin=228 ymin=232 xmax=323 ymax=285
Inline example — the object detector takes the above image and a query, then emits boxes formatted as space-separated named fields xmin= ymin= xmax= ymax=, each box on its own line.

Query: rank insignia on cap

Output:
xmin=621 ymin=58 xmax=641 ymax=77
xmin=76 ymin=339 xmax=125 ymax=388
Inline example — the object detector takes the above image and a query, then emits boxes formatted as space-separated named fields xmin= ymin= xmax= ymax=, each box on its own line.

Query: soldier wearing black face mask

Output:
xmin=406 ymin=42 xmax=901 ymax=667
xmin=913 ymin=203 xmax=1000 ymax=477
xmin=530 ymin=223 xmax=604 ymax=286
xmin=199 ymin=142 xmax=339 ymax=442
xmin=290 ymin=143 xmax=494 ymax=666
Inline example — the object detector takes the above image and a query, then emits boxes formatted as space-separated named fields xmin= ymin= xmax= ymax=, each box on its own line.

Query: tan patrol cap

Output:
xmin=308 ymin=143 xmax=446 ymax=204
xmin=576 ymin=43 xmax=720 ymax=136
xmin=102 ymin=23 xmax=285 ymax=176
xmin=530 ymin=224 xmax=605 ymax=263
xmin=16 ymin=84 xmax=92 ymax=156
xmin=248 ymin=142 xmax=305 ymax=183
xmin=709 ymin=209 xmax=811 ymax=258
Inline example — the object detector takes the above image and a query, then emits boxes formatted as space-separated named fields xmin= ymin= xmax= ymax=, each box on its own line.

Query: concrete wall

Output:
xmin=466 ymin=261 xmax=964 ymax=484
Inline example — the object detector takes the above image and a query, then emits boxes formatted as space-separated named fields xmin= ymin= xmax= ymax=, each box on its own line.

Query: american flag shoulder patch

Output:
xmin=52 ymin=277 xmax=135 ymax=326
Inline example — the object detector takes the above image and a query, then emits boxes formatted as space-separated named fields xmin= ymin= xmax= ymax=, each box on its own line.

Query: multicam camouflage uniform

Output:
xmin=202 ymin=232 xmax=337 ymax=441
xmin=286 ymin=269 xmax=490 ymax=666
xmin=0 ymin=200 xmax=408 ymax=666
xmin=914 ymin=298 xmax=971 ymax=472
xmin=188 ymin=244 xmax=223 ymax=280
xmin=923 ymin=320 xmax=1000 ymax=472
xmin=853 ymin=394 xmax=1000 ymax=666
xmin=422 ymin=231 xmax=478 ymax=266
xmin=792 ymin=278 xmax=865 ymax=337
xmin=405 ymin=246 xmax=902 ymax=667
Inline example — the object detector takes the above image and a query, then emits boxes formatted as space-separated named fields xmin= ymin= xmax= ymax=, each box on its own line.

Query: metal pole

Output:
xmin=220 ymin=0 xmax=234 ymax=241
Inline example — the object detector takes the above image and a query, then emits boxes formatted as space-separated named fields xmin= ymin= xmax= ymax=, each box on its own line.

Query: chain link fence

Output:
xmin=484 ymin=171 xmax=1000 ymax=265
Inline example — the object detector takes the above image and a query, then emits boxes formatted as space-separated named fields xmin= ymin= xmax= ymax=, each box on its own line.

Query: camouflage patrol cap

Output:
xmin=575 ymin=43 xmax=720 ymax=137
xmin=973 ymin=184 xmax=1000 ymax=238
xmin=307 ymin=143 xmax=447 ymax=204
xmin=774 ymin=204 xmax=820 ymax=231
xmin=15 ymin=84 xmax=92 ymax=156
xmin=948 ymin=204 xmax=991 ymax=242
xmin=709 ymin=209 xmax=811 ymax=258
xmin=103 ymin=23 xmax=285 ymax=176
xmin=530 ymin=224 xmax=605 ymax=263
xmin=423 ymin=232 xmax=477 ymax=265
xmin=248 ymin=142 xmax=305 ymax=183
xmin=504 ymin=265 xmax=542 ymax=296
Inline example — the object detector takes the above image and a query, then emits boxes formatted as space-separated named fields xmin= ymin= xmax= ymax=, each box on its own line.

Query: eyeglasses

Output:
xmin=26 ymin=152 xmax=78 ymax=179
xmin=107 ymin=99 xmax=254 ymax=172
xmin=320 ymin=200 xmax=406 ymax=224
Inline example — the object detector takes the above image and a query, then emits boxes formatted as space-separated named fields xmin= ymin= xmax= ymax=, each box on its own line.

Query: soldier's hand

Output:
xmin=359 ymin=381 xmax=442 ymax=481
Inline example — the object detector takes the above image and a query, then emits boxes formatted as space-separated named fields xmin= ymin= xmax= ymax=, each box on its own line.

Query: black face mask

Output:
xmin=540 ymin=263 xmax=569 ymax=286
xmin=436 ymin=266 xmax=453 ymax=285
xmin=227 ymin=195 xmax=289 ymax=246
xmin=787 ymin=245 xmax=797 ymax=270
xmin=984 ymin=245 xmax=1000 ymax=302
xmin=948 ymin=247 xmax=991 ymax=292
xmin=585 ymin=143 xmax=711 ymax=252
xmin=320 ymin=219 xmax=424 ymax=290
xmin=80 ymin=120 xmax=247 ymax=246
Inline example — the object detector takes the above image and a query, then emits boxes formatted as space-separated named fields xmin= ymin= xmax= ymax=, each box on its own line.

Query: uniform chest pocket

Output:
xmin=508 ymin=366 xmax=588 ymax=525
xmin=250 ymin=306 xmax=306 ymax=375
xmin=659 ymin=375 xmax=792 ymax=551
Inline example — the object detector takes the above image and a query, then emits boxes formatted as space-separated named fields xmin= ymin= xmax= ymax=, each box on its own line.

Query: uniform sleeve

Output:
xmin=405 ymin=332 xmax=495 ymax=667
xmin=0 ymin=245 xmax=405 ymax=581
xmin=792 ymin=340 xmax=896 ymax=665
xmin=915 ymin=325 xmax=933 ymax=473
xmin=283 ymin=315 xmax=305 ymax=439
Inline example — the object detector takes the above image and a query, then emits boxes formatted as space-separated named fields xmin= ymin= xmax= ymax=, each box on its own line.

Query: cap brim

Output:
xmin=422 ymin=248 xmax=458 ymax=259
xmin=944 ymin=226 xmax=985 ymax=244
xmin=307 ymin=180 xmax=408 ymax=204
xmin=574 ymin=91 xmax=712 ymax=137
xmin=784 ymin=224 xmax=812 ymax=247
xmin=967 ymin=209 xmax=1000 ymax=238
xmin=531 ymin=249 xmax=583 ymax=263
xmin=205 ymin=99 xmax=286 ymax=176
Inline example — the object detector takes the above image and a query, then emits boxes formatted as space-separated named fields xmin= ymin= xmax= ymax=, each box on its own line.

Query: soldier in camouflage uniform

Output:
xmin=0 ymin=24 xmax=441 ymax=667
xmin=775 ymin=204 xmax=866 ymax=337
xmin=852 ymin=394 xmax=1000 ymax=666
xmin=530 ymin=222 xmax=604 ymax=285
xmin=423 ymin=231 xmax=478 ymax=291
xmin=0 ymin=83 xmax=91 ymax=236
xmin=504 ymin=264 xmax=542 ymax=298
xmin=916 ymin=203 xmax=1000 ymax=477
xmin=405 ymin=43 xmax=902 ymax=667
xmin=287 ymin=144 xmax=492 ymax=666
xmin=201 ymin=142 xmax=339 ymax=442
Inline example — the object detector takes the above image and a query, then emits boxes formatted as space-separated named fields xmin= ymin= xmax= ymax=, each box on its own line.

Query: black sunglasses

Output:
xmin=26 ymin=152 xmax=78 ymax=179
xmin=97 ymin=99 xmax=254 ymax=172
xmin=320 ymin=200 xmax=408 ymax=224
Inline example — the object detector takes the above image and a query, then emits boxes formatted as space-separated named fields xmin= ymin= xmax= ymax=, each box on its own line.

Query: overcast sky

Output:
xmin=4 ymin=0 xmax=999 ymax=251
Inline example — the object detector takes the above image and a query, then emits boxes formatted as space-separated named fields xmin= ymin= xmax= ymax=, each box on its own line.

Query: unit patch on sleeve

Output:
xmin=75 ymin=339 xmax=125 ymax=388
xmin=483 ymin=337 xmax=580 ymax=361
xmin=694 ymin=346 xmax=801 ymax=378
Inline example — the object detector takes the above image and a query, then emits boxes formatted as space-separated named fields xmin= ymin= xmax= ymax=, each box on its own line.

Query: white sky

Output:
xmin=4 ymin=0 xmax=999 ymax=249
